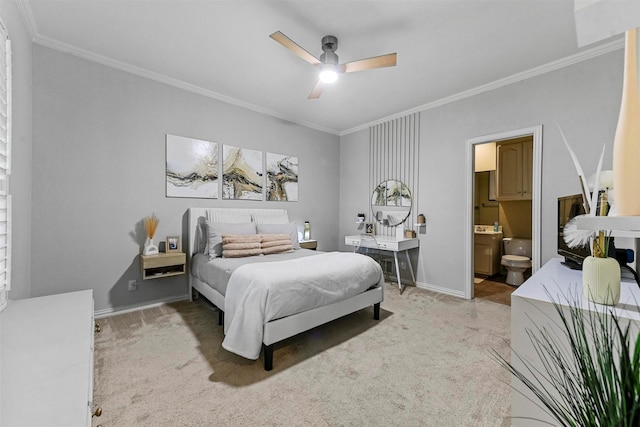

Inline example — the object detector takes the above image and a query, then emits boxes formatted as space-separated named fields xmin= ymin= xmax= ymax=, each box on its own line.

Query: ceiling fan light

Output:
xmin=319 ymin=66 xmax=338 ymax=84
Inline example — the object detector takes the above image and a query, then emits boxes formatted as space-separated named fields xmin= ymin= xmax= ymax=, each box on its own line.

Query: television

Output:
xmin=557 ymin=194 xmax=592 ymax=269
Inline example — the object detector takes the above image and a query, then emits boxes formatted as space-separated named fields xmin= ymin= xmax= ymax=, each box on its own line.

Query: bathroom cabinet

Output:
xmin=496 ymin=139 xmax=533 ymax=201
xmin=474 ymin=232 xmax=503 ymax=276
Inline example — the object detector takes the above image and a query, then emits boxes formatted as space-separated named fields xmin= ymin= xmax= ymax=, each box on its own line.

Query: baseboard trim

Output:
xmin=94 ymin=294 xmax=190 ymax=319
xmin=415 ymin=282 xmax=466 ymax=299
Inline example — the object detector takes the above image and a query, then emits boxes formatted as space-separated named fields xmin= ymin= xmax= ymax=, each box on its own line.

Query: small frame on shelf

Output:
xmin=166 ymin=235 xmax=181 ymax=253
xmin=365 ymin=222 xmax=375 ymax=234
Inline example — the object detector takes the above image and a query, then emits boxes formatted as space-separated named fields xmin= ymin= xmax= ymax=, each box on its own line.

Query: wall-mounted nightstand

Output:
xmin=299 ymin=239 xmax=318 ymax=250
xmin=141 ymin=252 xmax=186 ymax=280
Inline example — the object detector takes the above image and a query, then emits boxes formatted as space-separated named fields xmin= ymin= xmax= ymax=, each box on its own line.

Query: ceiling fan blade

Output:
xmin=339 ymin=53 xmax=397 ymax=73
xmin=270 ymin=31 xmax=321 ymax=65
xmin=308 ymin=81 xmax=324 ymax=99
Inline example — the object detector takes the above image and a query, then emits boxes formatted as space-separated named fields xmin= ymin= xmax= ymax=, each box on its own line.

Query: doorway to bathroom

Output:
xmin=465 ymin=126 xmax=542 ymax=301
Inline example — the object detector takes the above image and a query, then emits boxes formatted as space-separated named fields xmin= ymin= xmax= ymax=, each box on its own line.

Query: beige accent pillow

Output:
xmin=256 ymin=223 xmax=300 ymax=249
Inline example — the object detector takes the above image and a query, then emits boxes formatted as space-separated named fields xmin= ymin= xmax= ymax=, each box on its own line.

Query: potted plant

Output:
xmin=495 ymin=292 xmax=640 ymax=426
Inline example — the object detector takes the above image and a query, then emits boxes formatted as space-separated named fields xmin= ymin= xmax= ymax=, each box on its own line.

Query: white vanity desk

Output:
xmin=510 ymin=258 xmax=640 ymax=425
xmin=345 ymin=234 xmax=419 ymax=292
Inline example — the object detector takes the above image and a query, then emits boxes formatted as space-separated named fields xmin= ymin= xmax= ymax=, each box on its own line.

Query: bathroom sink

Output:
xmin=474 ymin=225 xmax=503 ymax=234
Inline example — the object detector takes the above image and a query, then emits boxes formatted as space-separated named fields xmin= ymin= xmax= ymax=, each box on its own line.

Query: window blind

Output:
xmin=0 ymin=20 xmax=11 ymax=312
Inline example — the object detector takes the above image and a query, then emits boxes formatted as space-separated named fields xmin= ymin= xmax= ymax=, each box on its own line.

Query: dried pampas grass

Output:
xmin=144 ymin=214 xmax=159 ymax=239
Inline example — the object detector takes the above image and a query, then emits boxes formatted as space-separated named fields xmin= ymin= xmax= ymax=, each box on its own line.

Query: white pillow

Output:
xmin=251 ymin=212 xmax=289 ymax=225
xmin=256 ymin=222 xmax=300 ymax=249
xmin=205 ymin=209 xmax=252 ymax=224
xmin=206 ymin=221 xmax=257 ymax=259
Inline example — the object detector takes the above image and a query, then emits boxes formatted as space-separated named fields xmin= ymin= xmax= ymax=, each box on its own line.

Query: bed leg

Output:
xmin=374 ymin=302 xmax=380 ymax=320
xmin=263 ymin=344 xmax=274 ymax=371
xmin=218 ymin=308 xmax=224 ymax=326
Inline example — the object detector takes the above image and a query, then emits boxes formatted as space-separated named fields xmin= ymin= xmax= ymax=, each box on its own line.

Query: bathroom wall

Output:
xmin=475 ymin=171 xmax=499 ymax=225
xmin=499 ymin=201 xmax=532 ymax=239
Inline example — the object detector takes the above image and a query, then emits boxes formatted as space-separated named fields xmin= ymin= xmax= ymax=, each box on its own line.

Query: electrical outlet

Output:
xmin=128 ymin=280 xmax=137 ymax=291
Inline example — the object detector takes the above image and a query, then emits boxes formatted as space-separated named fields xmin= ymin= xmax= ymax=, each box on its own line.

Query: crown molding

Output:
xmin=15 ymin=0 xmax=38 ymax=41
xmin=340 ymin=37 xmax=625 ymax=136
xmin=31 ymin=34 xmax=341 ymax=136
xmin=17 ymin=0 xmax=623 ymax=138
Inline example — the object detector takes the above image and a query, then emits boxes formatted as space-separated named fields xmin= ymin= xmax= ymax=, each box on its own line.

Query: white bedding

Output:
xmin=222 ymin=251 xmax=384 ymax=359
xmin=191 ymin=250 xmax=319 ymax=296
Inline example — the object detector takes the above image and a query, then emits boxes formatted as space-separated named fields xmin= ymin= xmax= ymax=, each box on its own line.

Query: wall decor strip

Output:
xmin=369 ymin=112 xmax=420 ymax=236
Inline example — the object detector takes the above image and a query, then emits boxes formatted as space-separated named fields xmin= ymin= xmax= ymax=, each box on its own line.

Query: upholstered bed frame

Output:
xmin=186 ymin=207 xmax=383 ymax=370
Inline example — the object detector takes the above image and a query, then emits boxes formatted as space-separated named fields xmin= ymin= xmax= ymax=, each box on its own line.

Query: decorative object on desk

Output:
xmin=588 ymin=169 xmax=615 ymax=216
xmin=405 ymin=230 xmax=416 ymax=238
xmin=395 ymin=226 xmax=404 ymax=239
xmin=494 ymin=291 xmax=640 ymax=426
xmin=165 ymin=235 xmax=181 ymax=253
xmin=582 ymin=253 xmax=620 ymax=305
xmin=417 ymin=213 xmax=425 ymax=224
xmin=560 ymin=134 xmax=620 ymax=304
xmin=613 ymin=28 xmax=640 ymax=216
xmin=365 ymin=222 xmax=375 ymax=235
xmin=143 ymin=214 xmax=159 ymax=255
xmin=559 ymin=125 xmax=606 ymax=247
xmin=165 ymin=134 xmax=218 ymax=199
xmin=303 ymin=221 xmax=310 ymax=240
xmin=574 ymin=3 xmax=640 ymax=216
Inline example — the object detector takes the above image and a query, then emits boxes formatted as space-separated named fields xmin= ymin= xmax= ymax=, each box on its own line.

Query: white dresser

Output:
xmin=1 ymin=290 xmax=98 ymax=426
xmin=510 ymin=259 xmax=640 ymax=425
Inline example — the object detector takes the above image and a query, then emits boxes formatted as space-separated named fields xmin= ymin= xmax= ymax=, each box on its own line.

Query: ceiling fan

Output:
xmin=269 ymin=31 xmax=397 ymax=99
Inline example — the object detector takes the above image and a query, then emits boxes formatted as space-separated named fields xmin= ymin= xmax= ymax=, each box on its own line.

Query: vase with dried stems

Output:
xmin=143 ymin=214 xmax=159 ymax=255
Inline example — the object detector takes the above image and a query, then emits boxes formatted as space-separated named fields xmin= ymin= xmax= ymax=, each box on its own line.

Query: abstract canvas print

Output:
xmin=222 ymin=145 xmax=263 ymax=200
xmin=266 ymin=152 xmax=298 ymax=201
xmin=166 ymin=134 xmax=218 ymax=198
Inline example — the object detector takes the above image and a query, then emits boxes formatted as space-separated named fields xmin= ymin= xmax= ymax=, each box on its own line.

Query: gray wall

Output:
xmin=1 ymin=1 xmax=33 ymax=301
xmin=339 ymin=50 xmax=623 ymax=296
xmin=32 ymin=46 xmax=339 ymax=313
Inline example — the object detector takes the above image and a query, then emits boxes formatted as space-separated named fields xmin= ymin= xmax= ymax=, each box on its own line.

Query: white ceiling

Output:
xmin=22 ymin=0 xmax=623 ymax=135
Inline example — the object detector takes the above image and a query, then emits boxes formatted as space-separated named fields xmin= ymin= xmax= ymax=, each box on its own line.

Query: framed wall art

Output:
xmin=166 ymin=235 xmax=181 ymax=253
xmin=266 ymin=152 xmax=298 ymax=201
xmin=166 ymin=134 xmax=218 ymax=199
xmin=222 ymin=145 xmax=263 ymax=200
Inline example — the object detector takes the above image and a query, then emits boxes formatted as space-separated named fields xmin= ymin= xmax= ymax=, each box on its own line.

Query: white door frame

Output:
xmin=464 ymin=125 xmax=543 ymax=300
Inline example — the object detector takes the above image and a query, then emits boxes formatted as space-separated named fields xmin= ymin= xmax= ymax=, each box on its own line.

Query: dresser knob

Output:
xmin=92 ymin=406 xmax=102 ymax=417
xmin=95 ymin=322 xmax=101 ymax=333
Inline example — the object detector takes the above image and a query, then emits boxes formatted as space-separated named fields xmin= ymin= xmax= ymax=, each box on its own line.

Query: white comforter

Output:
xmin=222 ymin=251 xmax=384 ymax=359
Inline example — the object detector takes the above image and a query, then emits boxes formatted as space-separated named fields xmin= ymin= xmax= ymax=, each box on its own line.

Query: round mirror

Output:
xmin=371 ymin=180 xmax=412 ymax=227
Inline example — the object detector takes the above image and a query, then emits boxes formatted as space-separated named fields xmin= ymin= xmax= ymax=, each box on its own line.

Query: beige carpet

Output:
xmin=93 ymin=283 xmax=512 ymax=426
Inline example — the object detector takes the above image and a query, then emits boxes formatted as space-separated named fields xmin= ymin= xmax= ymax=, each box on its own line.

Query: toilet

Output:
xmin=501 ymin=238 xmax=532 ymax=286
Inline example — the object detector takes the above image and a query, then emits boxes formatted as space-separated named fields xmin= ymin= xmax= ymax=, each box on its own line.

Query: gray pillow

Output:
xmin=256 ymin=222 xmax=300 ymax=250
xmin=206 ymin=221 xmax=257 ymax=259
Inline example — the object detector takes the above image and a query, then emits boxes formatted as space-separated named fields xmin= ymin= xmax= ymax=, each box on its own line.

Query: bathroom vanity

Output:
xmin=474 ymin=227 xmax=503 ymax=276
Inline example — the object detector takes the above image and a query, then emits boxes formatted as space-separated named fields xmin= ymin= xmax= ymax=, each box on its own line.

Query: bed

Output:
xmin=187 ymin=207 xmax=384 ymax=371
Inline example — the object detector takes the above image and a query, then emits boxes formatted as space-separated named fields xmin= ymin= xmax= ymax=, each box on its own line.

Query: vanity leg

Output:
xmin=393 ymin=251 xmax=404 ymax=294
xmin=405 ymin=250 xmax=416 ymax=286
